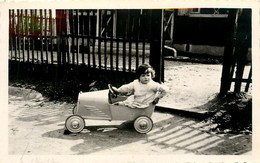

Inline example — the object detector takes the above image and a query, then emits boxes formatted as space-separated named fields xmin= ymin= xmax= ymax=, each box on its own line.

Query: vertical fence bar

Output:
xmin=161 ymin=9 xmax=165 ymax=82
xmin=65 ymin=10 xmax=69 ymax=64
xmin=16 ymin=9 xmax=21 ymax=80
xmin=81 ymin=10 xmax=85 ymax=64
xmin=110 ymin=10 xmax=114 ymax=70
xmin=21 ymin=10 xmax=25 ymax=62
xmin=76 ymin=10 xmax=79 ymax=65
xmin=122 ymin=36 xmax=126 ymax=72
xmin=55 ymin=10 xmax=61 ymax=85
xmin=49 ymin=9 xmax=54 ymax=64
xmin=149 ymin=9 xmax=163 ymax=82
xmin=61 ymin=10 xmax=66 ymax=64
xmin=9 ymin=10 xmax=11 ymax=58
xmin=12 ymin=9 xmax=14 ymax=60
xmin=9 ymin=10 xmax=13 ymax=59
xmin=97 ymin=10 xmax=101 ymax=69
xmin=13 ymin=10 xmax=17 ymax=61
xmin=30 ymin=10 xmax=34 ymax=63
xmin=141 ymin=12 xmax=145 ymax=64
xmin=148 ymin=10 xmax=152 ymax=65
xmin=17 ymin=9 xmax=19 ymax=60
xmin=115 ymin=10 xmax=119 ymax=71
xmin=142 ymin=42 xmax=146 ymax=64
xmin=40 ymin=9 xmax=44 ymax=63
xmin=123 ymin=12 xmax=127 ymax=71
xmin=116 ymin=37 xmax=119 ymax=71
xmin=228 ymin=58 xmax=236 ymax=91
xmin=56 ymin=10 xmax=60 ymax=65
xmin=35 ymin=10 xmax=39 ymax=63
xmin=44 ymin=9 xmax=48 ymax=64
xmin=70 ymin=10 xmax=75 ymax=64
xmin=13 ymin=9 xmax=16 ymax=60
xmin=57 ymin=10 xmax=62 ymax=66
xmin=69 ymin=10 xmax=75 ymax=65
xmin=128 ymin=11 xmax=132 ymax=72
xmin=17 ymin=9 xmax=21 ymax=62
xmin=136 ymin=41 xmax=139 ymax=70
xmin=66 ymin=10 xmax=70 ymax=64
xmin=25 ymin=9 xmax=30 ymax=62
xmin=87 ymin=10 xmax=91 ymax=67
xmin=245 ymin=66 xmax=252 ymax=92
xmin=219 ymin=9 xmax=238 ymax=96
xmin=234 ymin=9 xmax=251 ymax=93
xmin=234 ymin=63 xmax=246 ymax=93
xmin=135 ymin=10 xmax=140 ymax=69
xmin=104 ymin=10 xmax=107 ymax=70
xmin=62 ymin=10 xmax=67 ymax=65
xmin=91 ymin=10 xmax=96 ymax=68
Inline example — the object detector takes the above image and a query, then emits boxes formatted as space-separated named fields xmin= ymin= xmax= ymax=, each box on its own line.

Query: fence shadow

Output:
xmin=41 ymin=114 xmax=251 ymax=155
xmin=145 ymin=116 xmax=252 ymax=155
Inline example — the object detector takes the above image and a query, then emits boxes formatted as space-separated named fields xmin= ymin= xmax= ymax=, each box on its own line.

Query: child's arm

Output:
xmin=153 ymin=84 xmax=168 ymax=104
xmin=157 ymin=86 xmax=167 ymax=98
xmin=112 ymin=81 xmax=135 ymax=95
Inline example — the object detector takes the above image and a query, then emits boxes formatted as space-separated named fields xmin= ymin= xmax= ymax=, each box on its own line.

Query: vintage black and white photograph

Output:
xmin=1 ymin=0 xmax=260 ymax=162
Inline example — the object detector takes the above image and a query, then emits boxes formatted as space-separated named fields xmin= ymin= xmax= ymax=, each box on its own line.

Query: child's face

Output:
xmin=139 ymin=73 xmax=152 ymax=84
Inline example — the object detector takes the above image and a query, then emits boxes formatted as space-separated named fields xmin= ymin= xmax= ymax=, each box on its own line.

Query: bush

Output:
xmin=206 ymin=92 xmax=252 ymax=134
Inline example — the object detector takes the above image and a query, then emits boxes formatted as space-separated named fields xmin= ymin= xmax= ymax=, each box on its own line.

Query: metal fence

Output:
xmin=9 ymin=9 xmax=155 ymax=73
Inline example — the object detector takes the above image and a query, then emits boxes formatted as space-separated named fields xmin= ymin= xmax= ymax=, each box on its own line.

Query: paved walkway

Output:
xmin=8 ymin=87 xmax=252 ymax=156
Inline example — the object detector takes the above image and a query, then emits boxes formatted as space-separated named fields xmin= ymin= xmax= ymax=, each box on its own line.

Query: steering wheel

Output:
xmin=108 ymin=84 xmax=117 ymax=98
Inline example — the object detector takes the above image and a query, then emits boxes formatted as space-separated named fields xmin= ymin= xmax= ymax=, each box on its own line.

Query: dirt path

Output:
xmin=8 ymin=86 xmax=251 ymax=156
xmin=160 ymin=61 xmax=252 ymax=111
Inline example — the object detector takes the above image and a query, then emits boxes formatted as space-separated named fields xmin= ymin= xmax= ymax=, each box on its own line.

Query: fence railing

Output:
xmin=9 ymin=9 xmax=154 ymax=73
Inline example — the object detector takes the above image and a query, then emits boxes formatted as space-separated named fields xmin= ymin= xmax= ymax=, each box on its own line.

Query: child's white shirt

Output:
xmin=118 ymin=79 xmax=167 ymax=108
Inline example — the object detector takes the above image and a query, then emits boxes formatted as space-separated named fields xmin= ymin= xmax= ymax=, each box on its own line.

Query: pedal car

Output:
xmin=64 ymin=86 xmax=156 ymax=134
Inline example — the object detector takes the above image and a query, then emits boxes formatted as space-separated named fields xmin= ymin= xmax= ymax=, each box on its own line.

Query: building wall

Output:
xmin=173 ymin=44 xmax=252 ymax=61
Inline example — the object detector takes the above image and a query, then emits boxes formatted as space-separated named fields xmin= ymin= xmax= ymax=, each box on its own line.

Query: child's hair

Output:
xmin=136 ymin=64 xmax=155 ymax=79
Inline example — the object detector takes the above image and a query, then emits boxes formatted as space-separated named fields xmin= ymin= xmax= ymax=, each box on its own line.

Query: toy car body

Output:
xmin=65 ymin=90 xmax=155 ymax=134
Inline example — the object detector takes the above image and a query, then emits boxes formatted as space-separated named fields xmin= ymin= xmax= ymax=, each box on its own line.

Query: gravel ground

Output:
xmin=161 ymin=61 xmax=252 ymax=111
xmin=8 ymin=88 xmax=252 ymax=156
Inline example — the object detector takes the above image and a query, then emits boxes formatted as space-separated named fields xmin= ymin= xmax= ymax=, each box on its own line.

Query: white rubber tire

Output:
xmin=134 ymin=116 xmax=153 ymax=134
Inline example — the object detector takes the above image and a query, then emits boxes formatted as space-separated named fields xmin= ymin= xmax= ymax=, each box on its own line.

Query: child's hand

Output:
xmin=112 ymin=86 xmax=119 ymax=95
xmin=152 ymin=97 xmax=160 ymax=104
xmin=108 ymin=84 xmax=119 ymax=95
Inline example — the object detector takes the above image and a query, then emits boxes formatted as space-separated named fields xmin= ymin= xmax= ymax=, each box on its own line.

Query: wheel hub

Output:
xmin=139 ymin=121 xmax=148 ymax=129
xmin=71 ymin=120 xmax=79 ymax=129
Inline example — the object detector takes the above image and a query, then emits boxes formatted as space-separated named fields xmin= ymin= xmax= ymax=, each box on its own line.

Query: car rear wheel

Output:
xmin=134 ymin=116 xmax=153 ymax=134
xmin=65 ymin=115 xmax=85 ymax=133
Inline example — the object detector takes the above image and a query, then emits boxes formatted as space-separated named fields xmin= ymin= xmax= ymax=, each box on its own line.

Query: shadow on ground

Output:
xmin=42 ymin=122 xmax=147 ymax=155
xmin=41 ymin=115 xmax=251 ymax=155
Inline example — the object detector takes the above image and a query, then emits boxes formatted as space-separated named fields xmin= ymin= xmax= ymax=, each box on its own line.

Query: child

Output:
xmin=110 ymin=64 xmax=168 ymax=109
